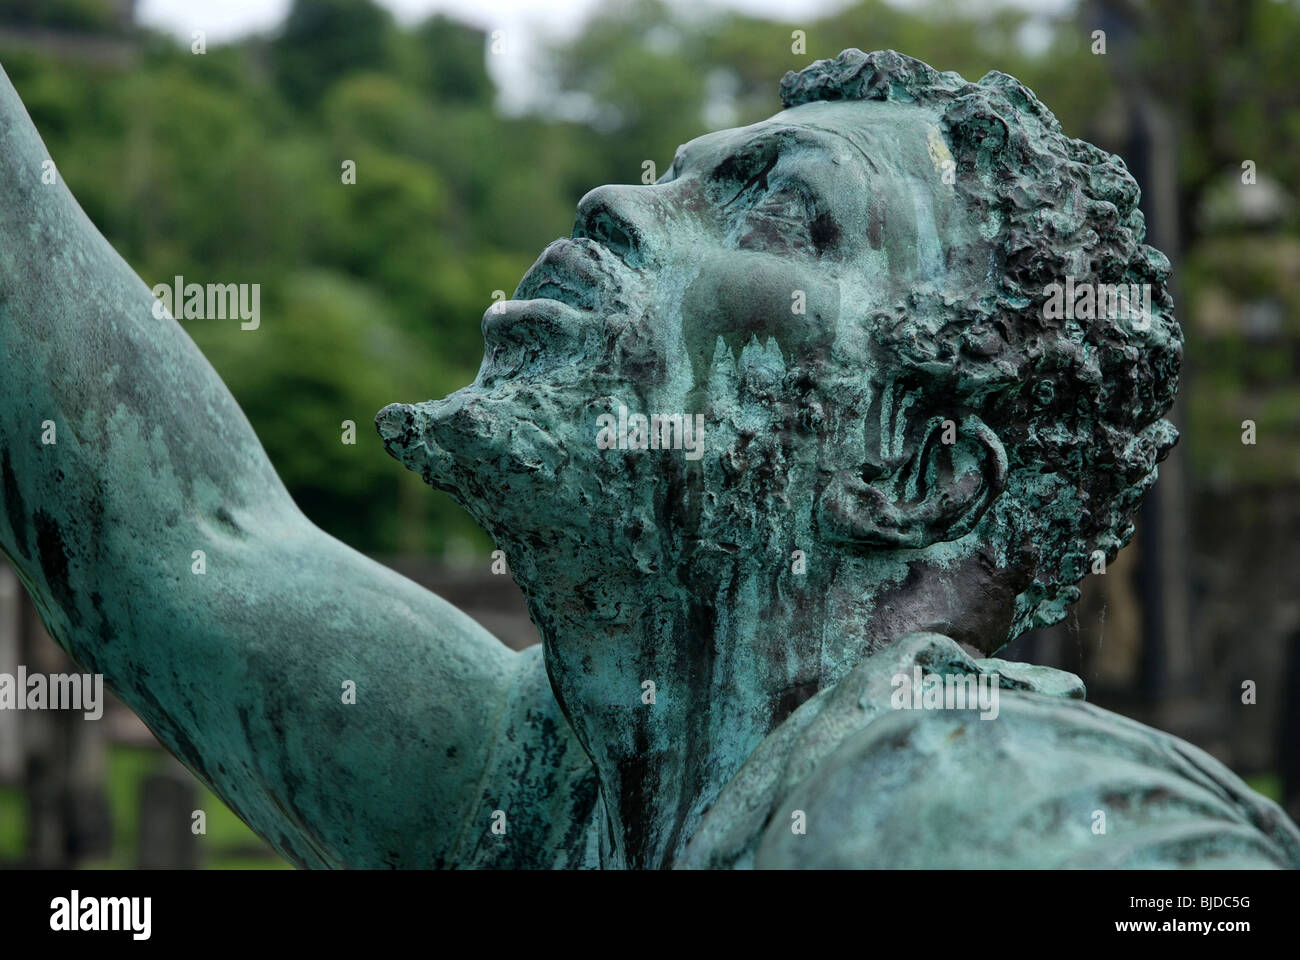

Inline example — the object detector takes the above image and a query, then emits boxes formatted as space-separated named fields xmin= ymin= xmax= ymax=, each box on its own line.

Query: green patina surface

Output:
xmin=1 ymin=49 xmax=1297 ymax=868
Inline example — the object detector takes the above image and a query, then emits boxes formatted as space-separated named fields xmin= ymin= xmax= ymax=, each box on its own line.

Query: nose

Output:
xmin=573 ymin=185 xmax=654 ymax=267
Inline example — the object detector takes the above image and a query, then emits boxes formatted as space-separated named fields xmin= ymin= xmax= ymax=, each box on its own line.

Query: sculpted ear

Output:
xmin=819 ymin=413 xmax=1007 ymax=548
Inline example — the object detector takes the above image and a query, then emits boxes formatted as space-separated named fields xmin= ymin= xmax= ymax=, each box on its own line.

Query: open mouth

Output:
xmin=476 ymin=235 xmax=639 ymax=386
xmin=514 ymin=236 xmax=630 ymax=310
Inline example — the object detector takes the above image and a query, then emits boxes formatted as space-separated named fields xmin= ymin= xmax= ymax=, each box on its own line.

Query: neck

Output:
xmin=551 ymin=598 xmax=825 ymax=867
xmin=531 ymin=548 xmax=1015 ymax=868
xmin=532 ymin=554 xmax=868 ymax=868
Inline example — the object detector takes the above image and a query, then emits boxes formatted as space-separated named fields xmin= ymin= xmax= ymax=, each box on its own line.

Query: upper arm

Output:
xmin=90 ymin=521 xmax=530 ymax=868
xmin=450 ymin=645 xmax=601 ymax=869
xmin=0 ymin=64 xmax=598 ymax=869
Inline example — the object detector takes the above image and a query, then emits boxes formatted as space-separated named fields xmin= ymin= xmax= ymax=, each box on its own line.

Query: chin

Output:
xmin=378 ymin=381 xmax=582 ymax=526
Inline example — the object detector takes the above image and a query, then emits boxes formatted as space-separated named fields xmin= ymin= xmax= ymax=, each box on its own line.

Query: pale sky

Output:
xmin=135 ymin=0 xmax=1072 ymax=112
xmin=136 ymin=0 xmax=856 ymax=41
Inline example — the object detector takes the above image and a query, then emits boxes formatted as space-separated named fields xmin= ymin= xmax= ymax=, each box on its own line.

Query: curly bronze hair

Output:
xmin=782 ymin=49 xmax=1182 ymax=639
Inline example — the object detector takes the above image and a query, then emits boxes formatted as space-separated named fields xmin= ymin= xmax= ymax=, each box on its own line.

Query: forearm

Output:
xmin=0 ymin=65 xmax=516 ymax=865
xmin=0 ymin=61 xmax=297 ymax=608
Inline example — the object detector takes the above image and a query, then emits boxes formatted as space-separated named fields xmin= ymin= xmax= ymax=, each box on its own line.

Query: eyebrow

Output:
xmin=708 ymin=124 xmax=885 ymax=182
xmin=786 ymin=123 xmax=885 ymax=176
xmin=667 ymin=128 xmax=738 ymax=177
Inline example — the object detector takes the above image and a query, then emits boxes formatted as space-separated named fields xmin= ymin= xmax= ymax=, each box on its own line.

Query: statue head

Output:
xmin=378 ymin=49 xmax=1180 ymax=674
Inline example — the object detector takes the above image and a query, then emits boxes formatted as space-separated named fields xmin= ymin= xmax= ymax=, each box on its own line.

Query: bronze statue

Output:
xmin=0 ymin=49 xmax=1295 ymax=868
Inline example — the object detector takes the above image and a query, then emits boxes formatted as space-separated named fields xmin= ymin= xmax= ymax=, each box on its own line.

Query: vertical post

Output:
xmin=0 ymin=562 xmax=20 ymax=785
xmin=1092 ymin=0 xmax=1192 ymax=708
xmin=138 ymin=756 xmax=199 ymax=869
xmin=20 ymin=588 xmax=112 ymax=866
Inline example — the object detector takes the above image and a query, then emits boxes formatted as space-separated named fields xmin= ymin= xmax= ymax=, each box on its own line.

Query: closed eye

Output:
xmin=722 ymin=157 xmax=780 ymax=209
xmin=734 ymin=181 xmax=824 ymax=253
xmin=744 ymin=183 xmax=811 ymax=221
xmin=659 ymin=148 xmax=686 ymax=184
xmin=712 ymin=138 xmax=781 ymax=207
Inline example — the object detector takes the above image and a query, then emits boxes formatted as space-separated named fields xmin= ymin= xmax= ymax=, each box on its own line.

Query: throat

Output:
xmin=529 ymin=548 xmax=1007 ymax=868
xmin=549 ymin=601 xmax=842 ymax=870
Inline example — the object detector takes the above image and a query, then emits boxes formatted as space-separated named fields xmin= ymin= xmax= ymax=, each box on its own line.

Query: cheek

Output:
xmin=679 ymin=251 xmax=841 ymax=373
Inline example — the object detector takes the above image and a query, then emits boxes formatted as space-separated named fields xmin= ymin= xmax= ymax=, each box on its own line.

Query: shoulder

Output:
xmin=756 ymin=659 xmax=1300 ymax=868
xmin=684 ymin=632 xmax=1083 ymax=868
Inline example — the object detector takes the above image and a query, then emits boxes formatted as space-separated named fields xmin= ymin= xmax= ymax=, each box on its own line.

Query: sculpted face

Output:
xmin=379 ymin=51 xmax=1179 ymax=795
xmin=379 ymin=99 xmax=992 ymax=552
xmin=378 ymin=50 xmax=1178 ymax=673
xmin=487 ymin=98 xmax=987 ymax=393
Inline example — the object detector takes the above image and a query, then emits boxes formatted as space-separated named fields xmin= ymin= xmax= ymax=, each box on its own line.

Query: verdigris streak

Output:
xmin=1 ymin=49 xmax=1296 ymax=868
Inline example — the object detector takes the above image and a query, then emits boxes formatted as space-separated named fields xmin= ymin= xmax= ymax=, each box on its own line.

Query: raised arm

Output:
xmin=0 ymin=65 xmax=592 ymax=867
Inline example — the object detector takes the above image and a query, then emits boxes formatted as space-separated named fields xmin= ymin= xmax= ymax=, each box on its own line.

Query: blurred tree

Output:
xmin=271 ymin=0 xmax=397 ymax=109
xmin=187 ymin=271 xmax=441 ymax=552
xmin=1134 ymin=0 xmax=1300 ymax=250
xmin=410 ymin=15 xmax=493 ymax=106
xmin=0 ymin=0 xmax=130 ymax=32
xmin=548 ymin=0 xmax=711 ymax=184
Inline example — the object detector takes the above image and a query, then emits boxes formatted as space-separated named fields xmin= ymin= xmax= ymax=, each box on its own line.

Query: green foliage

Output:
xmin=549 ymin=0 xmax=712 ymax=183
xmin=1137 ymin=0 xmax=1300 ymax=244
xmin=0 ymin=2 xmax=600 ymax=557
xmin=20 ymin=745 xmax=290 ymax=869
xmin=3 ymin=0 xmax=1297 ymax=554
xmin=410 ymin=15 xmax=493 ymax=105
xmin=0 ymin=0 xmax=128 ymax=33
xmin=0 ymin=783 xmax=24 ymax=861
xmin=271 ymin=0 xmax=397 ymax=109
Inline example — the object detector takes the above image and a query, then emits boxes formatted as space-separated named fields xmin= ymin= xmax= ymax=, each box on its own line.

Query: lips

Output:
xmin=477 ymin=295 xmax=592 ymax=388
xmin=514 ymin=237 xmax=628 ymax=312
xmin=473 ymin=235 xmax=639 ymax=387
xmin=481 ymin=296 xmax=574 ymax=342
